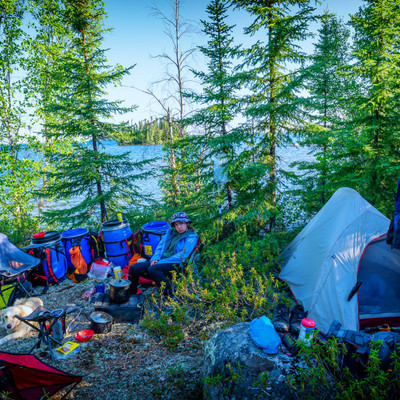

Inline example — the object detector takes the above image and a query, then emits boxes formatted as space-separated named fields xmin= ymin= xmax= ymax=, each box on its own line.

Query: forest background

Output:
xmin=1 ymin=0 xmax=400 ymax=397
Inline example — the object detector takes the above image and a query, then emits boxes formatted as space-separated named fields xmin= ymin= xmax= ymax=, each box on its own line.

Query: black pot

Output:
xmin=109 ymin=278 xmax=131 ymax=304
xmin=89 ymin=311 xmax=113 ymax=334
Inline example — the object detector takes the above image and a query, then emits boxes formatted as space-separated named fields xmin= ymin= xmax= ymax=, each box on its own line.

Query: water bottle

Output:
xmin=52 ymin=319 xmax=63 ymax=341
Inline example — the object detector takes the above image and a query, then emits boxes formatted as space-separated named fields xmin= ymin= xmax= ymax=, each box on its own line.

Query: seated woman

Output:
xmin=128 ymin=212 xmax=198 ymax=297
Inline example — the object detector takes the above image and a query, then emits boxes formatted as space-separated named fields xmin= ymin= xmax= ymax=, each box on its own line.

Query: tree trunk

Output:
xmin=167 ymin=108 xmax=178 ymax=207
xmin=81 ymin=29 xmax=107 ymax=221
xmin=268 ymin=6 xmax=276 ymax=231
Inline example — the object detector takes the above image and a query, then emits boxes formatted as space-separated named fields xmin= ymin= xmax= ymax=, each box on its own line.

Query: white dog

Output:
xmin=0 ymin=297 xmax=44 ymax=345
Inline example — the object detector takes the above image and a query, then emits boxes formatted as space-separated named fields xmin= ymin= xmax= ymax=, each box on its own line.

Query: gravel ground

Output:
xmin=0 ymin=279 xmax=204 ymax=400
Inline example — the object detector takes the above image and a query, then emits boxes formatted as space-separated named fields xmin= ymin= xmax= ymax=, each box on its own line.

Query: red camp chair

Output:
xmin=0 ymin=352 xmax=82 ymax=399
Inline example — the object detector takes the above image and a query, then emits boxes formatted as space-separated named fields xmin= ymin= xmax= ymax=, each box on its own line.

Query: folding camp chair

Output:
xmin=0 ymin=352 xmax=82 ymax=399
xmin=180 ymin=238 xmax=204 ymax=277
xmin=15 ymin=304 xmax=78 ymax=364
xmin=0 ymin=233 xmax=40 ymax=308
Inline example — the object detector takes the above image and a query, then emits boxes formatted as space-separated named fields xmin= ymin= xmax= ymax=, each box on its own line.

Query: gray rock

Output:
xmin=201 ymin=322 xmax=297 ymax=400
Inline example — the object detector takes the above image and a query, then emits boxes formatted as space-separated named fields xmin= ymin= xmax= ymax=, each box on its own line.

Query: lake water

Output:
xmin=103 ymin=141 xmax=165 ymax=200
xmin=34 ymin=140 xmax=312 ymax=213
xmin=102 ymin=140 xmax=311 ymax=198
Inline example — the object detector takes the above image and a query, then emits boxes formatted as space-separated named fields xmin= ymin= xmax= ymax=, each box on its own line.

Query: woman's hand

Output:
xmin=150 ymin=260 xmax=158 ymax=266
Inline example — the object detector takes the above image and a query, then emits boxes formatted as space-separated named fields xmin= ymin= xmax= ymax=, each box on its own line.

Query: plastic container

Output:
xmin=52 ymin=320 xmax=64 ymax=341
xmin=75 ymin=330 xmax=94 ymax=342
xmin=32 ymin=231 xmax=61 ymax=245
xmin=88 ymin=259 xmax=111 ymax=280
xmin=62 ymin=228 xmax=92 ymax=268
xmin=101 ymin=219 xmax=133 ymax=267
xmin=142 ymin=221 xmax=169 ymax=259
xmin=95 ymin=282 xmax=105 ymax=293
xmin=298 ymin=318 xmax=316 ymax=346
xmin=113 ymin=266 xmax=122 ymax=279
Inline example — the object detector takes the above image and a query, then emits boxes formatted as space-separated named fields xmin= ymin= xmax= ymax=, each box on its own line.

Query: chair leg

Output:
xmin=28 ymin=338 xmax=44 ymax=354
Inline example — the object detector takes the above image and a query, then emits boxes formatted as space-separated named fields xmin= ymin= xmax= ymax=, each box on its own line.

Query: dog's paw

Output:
xmin=0 ymin=338 xmax=6 ymax=346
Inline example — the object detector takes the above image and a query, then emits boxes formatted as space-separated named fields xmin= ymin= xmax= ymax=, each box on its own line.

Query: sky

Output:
xmin=102 ymin=0 xmax=364 ymax=124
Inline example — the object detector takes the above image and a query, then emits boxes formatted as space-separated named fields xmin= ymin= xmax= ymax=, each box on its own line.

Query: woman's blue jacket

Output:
xmin=150 ymin=228 xmax=198 ymax=265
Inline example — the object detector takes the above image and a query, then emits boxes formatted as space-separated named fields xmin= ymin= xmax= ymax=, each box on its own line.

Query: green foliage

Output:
xmin=25 ymin=0 xmax=75 ymax=220
xmin=232 ymin=0 xmax=318 ymax=230
xmin=0 ymin=0 xmax=41 ymax=242
xmin=288 ymin=337 xmax=400 ymax=400
xmin=333 ymin=0 xmax=400 ymax=216
xmin=293 ymin=12 xmax=354 ymax=214
xmin=39 ymin=0 xmax=149 ymax=227
xmin=183 ymin=0 xmax=240 ymax=210
xmin=142 ymin=307 xmax=185 ymax=349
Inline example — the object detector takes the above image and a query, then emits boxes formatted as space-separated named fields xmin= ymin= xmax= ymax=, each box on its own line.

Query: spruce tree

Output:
xmin=337 ymin=0 xmax=400 ymax=214
xmin=183 ymin=0 xmax=239 ymax=221
xmin=293 ymin=12 xmax=353 ymax=213
xmin=42 ymin=0 xmax=146 ymax=226
xmin=233 ymin=0 xmax=317 ymax=230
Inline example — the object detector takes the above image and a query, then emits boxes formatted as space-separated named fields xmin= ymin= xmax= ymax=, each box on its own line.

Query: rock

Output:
xmin=201 ymin=322 xmax=297 ymax=400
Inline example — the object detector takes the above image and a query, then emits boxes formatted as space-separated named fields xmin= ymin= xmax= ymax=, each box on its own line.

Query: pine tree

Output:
xmin=293 ymin=12 xmax=353 ymax=213
xmin=233 ymin=0 xmax=317 ymax=230
xmin=42 ymin=0 xmax=146 ymax=226
xmin=337 ymin=0 xmax=400 ymax=214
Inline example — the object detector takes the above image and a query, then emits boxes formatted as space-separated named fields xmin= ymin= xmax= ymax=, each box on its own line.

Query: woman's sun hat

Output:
xmin=171 ymin=212 xmax=192 ymax=226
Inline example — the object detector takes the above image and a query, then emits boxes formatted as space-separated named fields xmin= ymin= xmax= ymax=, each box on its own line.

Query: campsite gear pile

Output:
xmin=270 ymin=303 xmax=313 ymax=355
xmin=279 ymin=187 xmax=400 ymax=333
xmin=327 ymin=320 xmax=400 ymax=372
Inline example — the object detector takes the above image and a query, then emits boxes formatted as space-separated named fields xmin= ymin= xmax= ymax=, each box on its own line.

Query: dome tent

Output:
xmin=279 ymin=188 xmax=400 ymax=333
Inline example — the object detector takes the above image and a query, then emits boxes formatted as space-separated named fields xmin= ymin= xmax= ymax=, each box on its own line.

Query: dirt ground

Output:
xmin=0 ymin=278 xmax=204 ymax=400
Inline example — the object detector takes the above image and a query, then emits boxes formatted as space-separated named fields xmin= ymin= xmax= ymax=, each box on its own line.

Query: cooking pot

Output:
xmin=109 ymin=278 xmax=131 ymax=304
xmin=89 ymin=311 xmax=113 ymax=334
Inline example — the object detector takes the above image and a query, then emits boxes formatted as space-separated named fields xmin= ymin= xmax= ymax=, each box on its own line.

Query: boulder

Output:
xmin=201 ymin=322 xmax=297 ymax=400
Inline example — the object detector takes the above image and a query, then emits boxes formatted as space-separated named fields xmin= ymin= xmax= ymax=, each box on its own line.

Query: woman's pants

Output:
xmin=128 ymin=260 xmax=178 ymax=297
